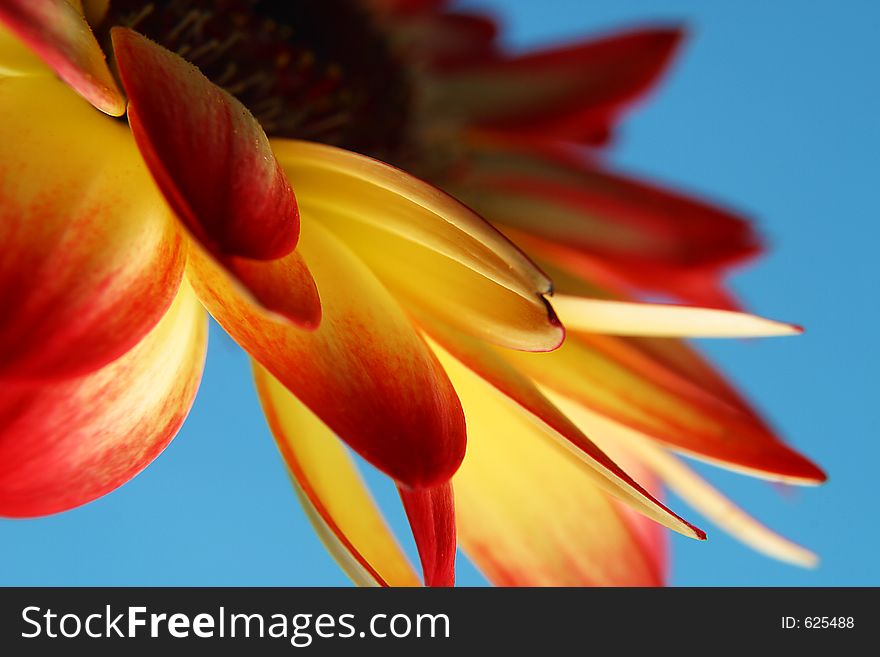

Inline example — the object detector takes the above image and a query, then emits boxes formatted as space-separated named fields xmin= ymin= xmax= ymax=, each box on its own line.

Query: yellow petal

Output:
xmin=440 ymin=345 xmax=671 ymax=585
xmin=552 ymin=295 xmax=802 ymax=338
xmin=431 ymin=339 xmax=702 ymax=540
xmin=253 ymin=364 xmax=420 ymax=587
xmin=270 ymin=139 xmax=562 ymax=352
xmin=547 ymin=393 xmax=818 ymax=568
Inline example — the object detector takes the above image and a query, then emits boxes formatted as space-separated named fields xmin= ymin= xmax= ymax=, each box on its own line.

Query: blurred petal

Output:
xmin=0 ymin=76 xmax=185 ymax=380
xmin=502 ymin=332 xmax=826 ymax=484
xmin=270 ymin=139 xmax=561 ymax=351
xmin=550 ymin=394 xmax=818 ymax=567
xmin=253 ymin=364 xmax=420 ymax=587
xmin=552 ymin=295 xmax=801 ymax=338
xmin=0 ymin=0 xmax=124 ymax=114
xmin=422 ymin=322 xmax=703 ymax=538
xmin=441 ymin=346 xmax=670 ymax=585
xmin=452 ymin=138 xmax=759 ymax=277
xmin=433 ymin=27 xmax=683 ymax=143
xmin=399 ymin=483 xmax=456 ymax=587
xmin=189 ymin=220 xmax=465 ymax=489
xmin=0 ymin=280 xmax=207 ymax=517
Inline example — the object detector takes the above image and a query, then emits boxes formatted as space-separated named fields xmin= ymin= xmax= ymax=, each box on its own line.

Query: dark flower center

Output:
xmin=96 ymin=0 xmax=413 ymax=162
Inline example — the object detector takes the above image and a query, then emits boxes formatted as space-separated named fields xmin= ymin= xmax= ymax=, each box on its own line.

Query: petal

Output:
xmin=188 ymin=219 xmax=466 ymax=489
xmin=421 ymin=320 xmax=703 ymax=539
xmin=451 ymin=137 xmax=760 ymax=277
xmin=502 ymin=331 xmax=826 ymax=484
xmin=441 ymin=346 xmax=669 ymax=586
xmin=0 ymin=76 xmax=186 ymax=381
xmin=271 ymin=139 xmax=562 ymax=352
xmin=111 ymin=28 xmax=299 ymax=261
xmin=433 ymin=27 xmax=683 ymax=144
xmin=0 ymin=0 xmax=124 ymax=114
xmin=550 ymin=394 xmax=818 ymax=567
xmin=552 ymin=295 xmax=801 ymax=338
xmin=399 ymin=483 xmax=456 ymax=587
xmin=0 ymin=279 xmax=207 ymax=517
xmin=253 ymin=364 xmax=420 ymax=587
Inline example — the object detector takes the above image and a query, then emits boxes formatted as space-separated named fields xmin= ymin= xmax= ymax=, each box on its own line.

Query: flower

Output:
xmin=0 ymin=0 xmax=824 ymax=587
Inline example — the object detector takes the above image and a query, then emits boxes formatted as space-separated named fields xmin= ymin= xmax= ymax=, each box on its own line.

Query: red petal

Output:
xmin=0 ymin=282 xmax=207 ymax=517
xmin=435 ymin=27 xmax=683 ymax=144
xmin=188 ymin=221 xmax=466 ymax=489
xmin=111 ymin=28 xmax=299 ymax=261
xmin=0 ymin=0 xmax=124 ymax=115
xmin=399 ymin=483 xmax=456 ymax=587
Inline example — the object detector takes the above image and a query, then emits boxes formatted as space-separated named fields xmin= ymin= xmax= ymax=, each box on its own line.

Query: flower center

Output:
xmin=96 ymin=0 xmax=413 ymax=162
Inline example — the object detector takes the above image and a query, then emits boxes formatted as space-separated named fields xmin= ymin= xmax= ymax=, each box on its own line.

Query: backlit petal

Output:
xmin=0 ymin=280 xmax=207 ymax=517
xmin=552 ymin=295 xmax=801 ymax=338
xmin=442 ymin=347 xmax=670 ymax=586
xmin=111 ymin=29 xmax=299 ymax=256
xmin=189 ymin=220 xmax=466 ymax=489
xmin=0 ymin=76 xmax=185 ymax=380
xmin=253 ymin=364 xmax=420 ymax=587
xmin=502 ymin=332 xmax=826 ymax=484
xmin=549 ymin=395 xmax=818 ymax=567
xmin=399 ymin=483 xmax=456 ymax=587
xmin=432 ymin=27 xmax=683 ymax=144
xmin=271 ymin=139 xmax=562 ymax=352
xmin=421 ymin=322 xmax=703 ymax=538
xmin=0 ymin=0 xmax=124 ymax=114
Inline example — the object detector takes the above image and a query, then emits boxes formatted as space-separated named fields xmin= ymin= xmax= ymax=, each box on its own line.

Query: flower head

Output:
xmin=0 ymin=0 xmax=824 ymax=586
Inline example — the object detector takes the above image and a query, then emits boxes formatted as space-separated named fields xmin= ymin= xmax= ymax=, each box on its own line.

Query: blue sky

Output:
xmin=1 ymin=0 xmax=877 ymax=586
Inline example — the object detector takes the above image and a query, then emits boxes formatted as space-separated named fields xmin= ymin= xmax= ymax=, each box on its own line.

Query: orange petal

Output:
xmin=399 ymin=483 xmax=456 ymax=587
xmin=253 ymin=364 xmax=420 ymax=587
xmin=189 ymin=220 xmax=466 ymax=489
xmin=502 ymin=331 xmax=826 ymax=484
xmin=421 ymin=319 xmax=703 ymax=539
xmin=552 ymin=295 xmax=801 ymax=338
xmin=440 ymin=346 xmax=669 ymax=586
xmin=0 ymin=75 xmax=185 ymax=381
xmin=0 ymin=0 xmax=124 ymax=115
xmin=0 ymin=279 xmax=207 ymax=517
xmin=271 ymin=139 xmax=562 ymax=352
xmin=549 ymin=395 xmax=818 ymax=567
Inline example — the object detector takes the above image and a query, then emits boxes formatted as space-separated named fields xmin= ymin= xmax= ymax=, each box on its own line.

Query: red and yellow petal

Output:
xmin=433 ymin=27 xmax=683 ymax=144
xmin=440 ymin=345 xmax=669 ymax=586
xmin=421 ymin=320 xmax=703 ymax=539
xmin=254 ymin=364 xmax=421 ymax=587
xmin=112 ymin=28 xmax=299 ymax=260
xmin=189 ymin=220 xmax=465 ymax=490
xmin=0 ymin=280 xmax=207 ymax=518
xmin=550 ymin=394 xmax=818 ymax=567
xmin=0 ymin=0 xmax=124 ymax=115
xmin=502 ymin=330 xmax=825 ymax=484
xmin=0 ymin=75 xmax=185 ymax=381
xmin=110 ymin=29 xmax=320 ymax=326
xmin=271 ymin=139 xmax=562 ymax=352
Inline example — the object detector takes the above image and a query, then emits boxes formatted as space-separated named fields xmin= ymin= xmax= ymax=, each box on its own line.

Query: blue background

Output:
xmin=1 ymin=0 xmax=877 ymax=586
